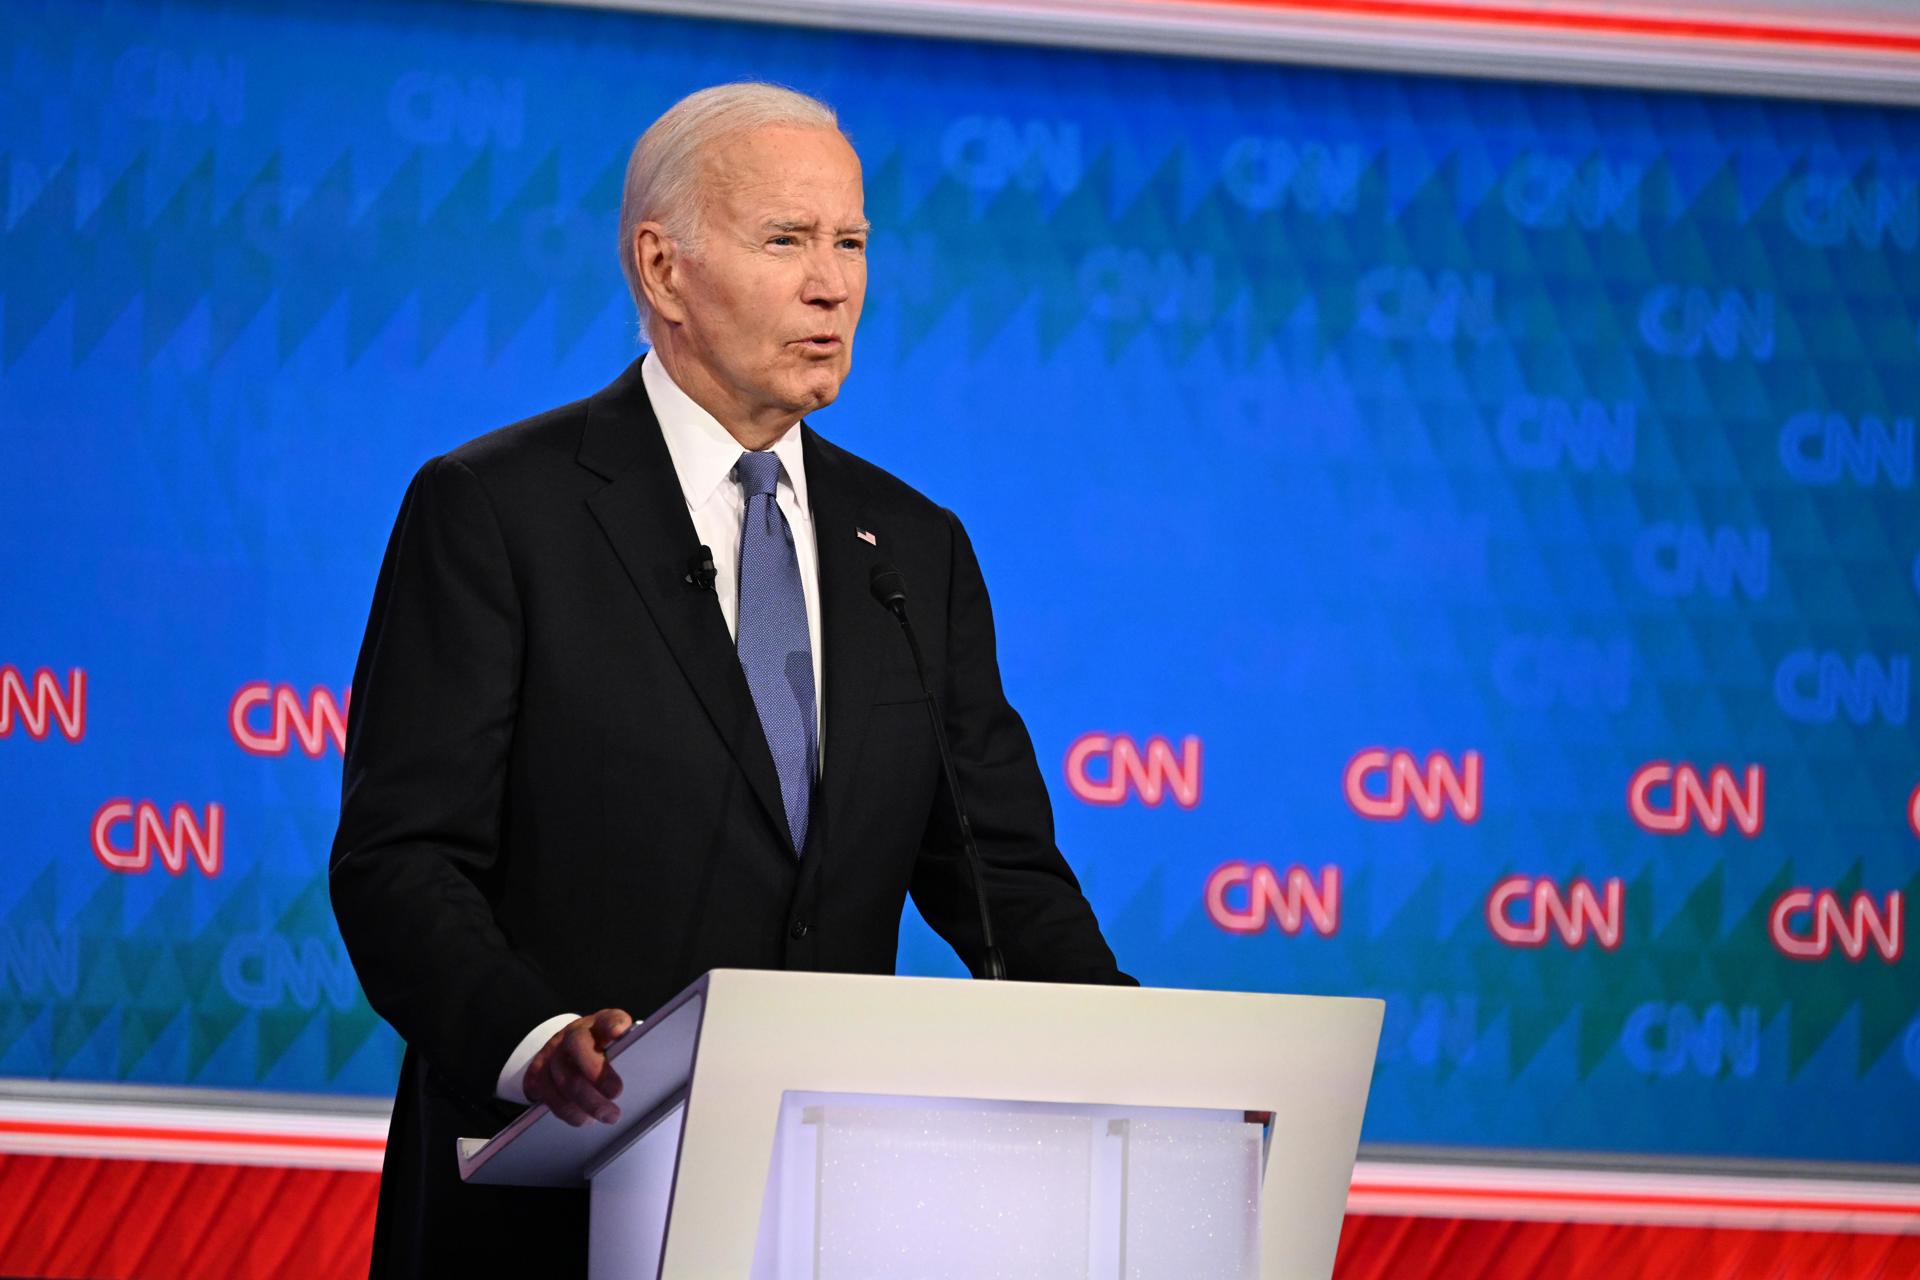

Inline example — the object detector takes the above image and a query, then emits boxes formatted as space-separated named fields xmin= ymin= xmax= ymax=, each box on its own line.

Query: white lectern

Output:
xmin=459 ymin=970 xmax=1382 ymax=1280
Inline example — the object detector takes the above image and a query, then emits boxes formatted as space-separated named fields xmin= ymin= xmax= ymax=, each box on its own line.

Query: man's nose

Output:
xmin=802 ymin=246 xmax=852 ymax=306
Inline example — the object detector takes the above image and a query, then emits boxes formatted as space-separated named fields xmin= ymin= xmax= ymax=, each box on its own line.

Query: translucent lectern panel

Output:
xmin=749 ymin=1093 xmax=1263 ymax=1280
xmin=1119 ymin=1116 xmax=1261 ymax=1280
xmin=814 ymin=1106 xmax=1094 ymax=1280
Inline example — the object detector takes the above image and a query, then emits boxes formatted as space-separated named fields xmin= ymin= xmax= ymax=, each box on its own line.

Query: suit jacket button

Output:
xmin=790 ymin=920 xmax=810 ymax=939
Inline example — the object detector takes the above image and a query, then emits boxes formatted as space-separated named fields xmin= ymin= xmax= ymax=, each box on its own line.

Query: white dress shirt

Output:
xmin=642 ymin=348 xmax=825 ymax=749
xmin=494 ymin=350 xmax=825 ymax=1103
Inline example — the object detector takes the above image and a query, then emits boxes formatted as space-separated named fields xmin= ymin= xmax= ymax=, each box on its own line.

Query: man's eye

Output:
xmin=839 ymin=239 xmax=865 ymax=251
xmin=769 ymin=236 xmax=796 ymax=247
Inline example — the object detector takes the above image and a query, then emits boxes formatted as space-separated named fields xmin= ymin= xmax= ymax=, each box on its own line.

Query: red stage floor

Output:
xmin=2 ymin=1151 xmax=1917 ymax=1279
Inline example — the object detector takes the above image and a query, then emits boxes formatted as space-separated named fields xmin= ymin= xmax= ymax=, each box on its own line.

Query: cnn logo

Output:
xmin=92 ymin=800 xmax=224 ymax=876
xmin=1770 ymin=890 xmax=1901 ymax=963
xmin=1204 ymin=863 xmax=1340 ymax=937
xmin=1628 ymin=762 xmax=1763 ymax=837
xmin=1345 ymin=749 xmax=1481 ymax=823
xmin=1 ymin=666 xmax=86 ymax=742
xmin=1064 ymin=733 xmax=1201 ymax=809
xmin=1487 ymin=876 xmax=1623 ymax=950
xmin=230 ymin=683 xmax=349 ymax=757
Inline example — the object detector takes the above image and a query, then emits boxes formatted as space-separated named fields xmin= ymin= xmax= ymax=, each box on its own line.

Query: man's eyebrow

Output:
xmin=762 ymin=217 xmax=873 ymax=235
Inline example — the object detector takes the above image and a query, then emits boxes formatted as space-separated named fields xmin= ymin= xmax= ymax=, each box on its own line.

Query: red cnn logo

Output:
xmin=1204 ymin=863 xmax=1339 ymax=937
xmin=1628 ymin=762 xmax=1763 ymax=836
xmin=0 ymin=666 xmax=86 ymax=742
xmin=1344 ymin=749 xmax=1481 ymax=822
xmin=230 ymin=683 xmax=350 ymax=757
xmin=1487 ymin=876 xmax=1623 ymax=949
xmin=92 ymin=800 xmax=224 ymax=876
xmin=1769 ymin=889 xmax=1902 ymax=963
xmin=1064 ymin=733 xmax=1201 ymax=809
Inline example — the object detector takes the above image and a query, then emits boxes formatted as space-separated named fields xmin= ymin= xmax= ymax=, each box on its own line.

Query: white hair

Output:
xmin=617 ymin=82 xmax=842 ymax=337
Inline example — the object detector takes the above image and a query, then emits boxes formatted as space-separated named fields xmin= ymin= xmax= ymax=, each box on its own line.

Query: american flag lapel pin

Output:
xmin=855 ymin=527 xmax=878 ymax=546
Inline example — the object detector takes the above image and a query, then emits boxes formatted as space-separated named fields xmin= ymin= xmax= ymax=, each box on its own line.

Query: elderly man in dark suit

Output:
xmin=330 ymin=81 xmax=1130 ymax=1276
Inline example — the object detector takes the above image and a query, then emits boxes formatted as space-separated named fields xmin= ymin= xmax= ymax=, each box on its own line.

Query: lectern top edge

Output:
xmin=459 ymin=970 xmax=1384 ymax=1192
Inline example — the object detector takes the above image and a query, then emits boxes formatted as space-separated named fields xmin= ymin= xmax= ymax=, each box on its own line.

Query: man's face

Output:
xmin=666 ymin=125 xmax=867 ymax=424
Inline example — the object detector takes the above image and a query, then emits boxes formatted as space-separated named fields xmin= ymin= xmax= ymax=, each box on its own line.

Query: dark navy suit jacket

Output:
xmin=329 ymin=358 xmax=1130 ymax=1276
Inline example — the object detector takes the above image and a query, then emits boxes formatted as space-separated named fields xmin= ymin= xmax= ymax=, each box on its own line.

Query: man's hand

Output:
xmin=522 ymin=1008 xmax=633 ymax=1126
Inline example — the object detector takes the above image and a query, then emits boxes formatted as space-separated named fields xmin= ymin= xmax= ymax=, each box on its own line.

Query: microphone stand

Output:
xmin=870 ymin=564 xmax=1008 ymax=981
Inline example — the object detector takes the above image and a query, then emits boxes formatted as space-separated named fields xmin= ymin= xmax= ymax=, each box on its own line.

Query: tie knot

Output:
xmin=735 ymin=450 xmax=781 ymax=499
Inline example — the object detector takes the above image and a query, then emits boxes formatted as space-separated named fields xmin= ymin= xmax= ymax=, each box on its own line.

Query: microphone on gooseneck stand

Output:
xmin=685 ymin=545 xmax=718 ymax=592
xmin=869 ymin=562 xmax=1008 ymax=981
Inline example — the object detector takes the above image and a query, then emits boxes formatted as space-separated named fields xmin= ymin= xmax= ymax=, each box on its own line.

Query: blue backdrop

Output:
xmin=2 ymin=0 xmax=1917 ymax=1167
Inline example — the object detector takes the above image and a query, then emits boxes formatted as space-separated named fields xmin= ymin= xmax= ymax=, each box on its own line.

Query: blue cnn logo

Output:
xmin=1222 ymin=137 xmax=1364 ymax=215
xmin=940 ymin=115 xmax=1080 ymax=194
xmin=1376 ymin=993 xmax=1480 ymax=1068
xmin=1621 ymin=1002 xmax=1760 ymax=1079
xmin=1633 ymin=522 xmax=1769 ymax=599
xmin=388 ymin=70 xmax=524 ymax=148
xmin=1498 ymin=396 xmax=1635 ymax=473
xmin=1357 ymin=267 xmax=1498 ymax=343
xmin=1775 ymin=651 xmax=1910 ymax=725
xmin=221 ymin=934 xmax=360 ymax=1011
xmin=1638 ymin=285 xmax=1773 ymax=360
xmin=1784 ymin=174 xmax=1917 ymax=251
xmin=1503 ymin=153 xmax=1642 ymax=231
xmin=113 ymin=46 xmax=245 ymax=126
xmin=1779 ymin=411 xmax=1914 ymax=489
xmin=1492 ymin=633 xmax=1632 ymax=712
xmin=0 ymin=923 xmax=79 ymax=1001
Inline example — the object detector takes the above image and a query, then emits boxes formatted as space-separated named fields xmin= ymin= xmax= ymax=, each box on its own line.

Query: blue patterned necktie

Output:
xmin=734 ymin=450 xmax=816 ymax=856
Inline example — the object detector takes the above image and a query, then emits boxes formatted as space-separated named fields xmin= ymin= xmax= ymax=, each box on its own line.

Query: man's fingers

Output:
xmin=567 ymin=1016 xmax=627 ymax=1100
xmin=526 ymin=1009 xmax=635 ymax=1125
xmin=526 ymin=1068 xmax=594 ymax=1127
xmin=548 ymin=1042 xmax=618 ymax=1122
xmin=586 ymin=1009 xmax=633 ymax=1100
xmin=562 ymin=1069 xmax=620 ymax=1124
xmin=533 ymin=1062 xmax=616 ymax=1125
xmin=589 ymin=1008 xmax=634 ymax=1049
xmin=560 ymin=1025 xmax=619 ymax=1091
xmin=561 ymin=1023 xmax=601 ymax=1073
xmin=548 ymin=1096 xmax=593 ymax=1127
xmin=554 ymin=1022 xmax=621 ymax=1118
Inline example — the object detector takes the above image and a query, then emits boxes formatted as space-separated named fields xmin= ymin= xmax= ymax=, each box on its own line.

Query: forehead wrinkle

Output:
xmin=698 ymin=129 xmax=866 ymax=242
xmin=759 ymin=216 xmax=870 ymax=234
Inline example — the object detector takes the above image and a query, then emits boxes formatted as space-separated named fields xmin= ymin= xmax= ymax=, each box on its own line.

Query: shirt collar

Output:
xmin=642 ymin=349 xmax=810 ymax=515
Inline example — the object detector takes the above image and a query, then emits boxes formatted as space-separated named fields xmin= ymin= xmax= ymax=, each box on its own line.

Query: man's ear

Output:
xmin=634 ymin=222 xmax=689 ymax=326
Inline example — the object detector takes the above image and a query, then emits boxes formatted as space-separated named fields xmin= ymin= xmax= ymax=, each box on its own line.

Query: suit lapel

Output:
xmin=804 ymin=428 xmax=890 ymax=854
xmin=578 ymin=360 xmax=794 ymax=853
